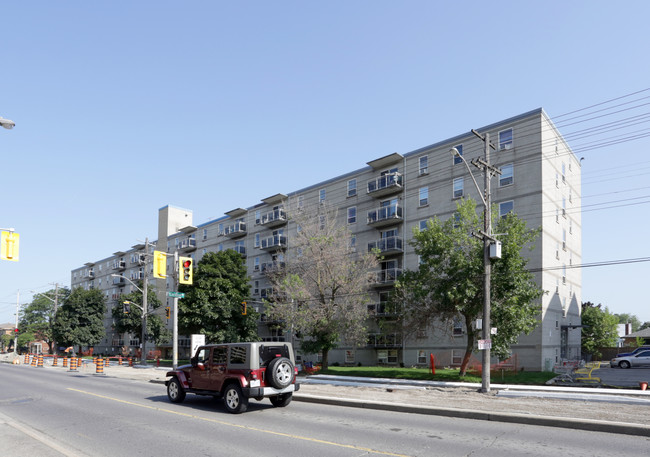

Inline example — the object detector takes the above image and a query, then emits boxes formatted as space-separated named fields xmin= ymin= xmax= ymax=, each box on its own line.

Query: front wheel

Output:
xmin=167 ymin=377 xmax=186 ymax=403
xmin=223 ymin=384 xmax=248 ymax=414
xmin=270 ymin=393 xmax=292 ymax=408
xmin=619 ymin=360 xmax=631 ymax=369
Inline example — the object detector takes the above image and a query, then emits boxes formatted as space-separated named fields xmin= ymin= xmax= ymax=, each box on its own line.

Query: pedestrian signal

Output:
xmin=153 ymin=251 xmax=167 ymax=278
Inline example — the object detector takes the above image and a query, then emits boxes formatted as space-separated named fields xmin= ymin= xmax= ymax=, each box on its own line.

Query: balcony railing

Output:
xmin=112 ymin=277 xmax=126 ymax=286
xmin=261 ymin=235 xmax=287 ymax=251
xmin=367 ymin=204 xmax=403 ymax=228
xmin=178 ymin=238 xmax=196 ymax=251
xmin=112 ymin=261 xmax=126 ymax=270
xmin=367 ymin=172 xmax=403 ymax=197
xmin=367 ymin=332 xmax=402 ymax=348
xmin=367 ymin=302 xmax=399 ymax=316
xmin=261 ymin=261 xmax=285 ymax=274
xmin=374 ymin=267 xmax=403 ymax=285
xmin=368 ymin=236 xmax=403 ymax=255
xmin=223 ymin=221 xmax=247 ymax=238
xmin=260 ymin=209 xmax=287 ymax=228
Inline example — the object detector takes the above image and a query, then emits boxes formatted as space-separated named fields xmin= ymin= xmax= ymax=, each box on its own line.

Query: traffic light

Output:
xmin=14 ymin=328 xmax=18 ymax=334
xmin=153 ymin=251 xmax=167 ymax=278
xmin=1 ymin=230 xmax=19 ymax=262
xmin=165 ymin=306 xmax=171 ymax=319
xmin=179 ymin=256 xmax=193 ymax=285
xmin=123 ymin=302 xmax=131 ymax=314
xmin=241 ymin=301 xmax=247 ymax=315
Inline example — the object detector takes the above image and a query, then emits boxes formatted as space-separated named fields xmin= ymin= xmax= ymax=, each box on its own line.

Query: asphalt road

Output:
xmin=1 ymin=364 xmax=650 ymax=457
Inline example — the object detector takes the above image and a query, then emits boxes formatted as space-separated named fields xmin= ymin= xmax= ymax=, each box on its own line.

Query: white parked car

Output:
xmin=610 ymin=349 xmax=650 ymax=369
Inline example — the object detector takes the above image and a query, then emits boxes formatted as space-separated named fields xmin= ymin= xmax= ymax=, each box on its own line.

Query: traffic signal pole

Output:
xmin=140 ymin=238 xmax=150 ymax=365
xmin=173 ymin=251 xmax=179 ymax=370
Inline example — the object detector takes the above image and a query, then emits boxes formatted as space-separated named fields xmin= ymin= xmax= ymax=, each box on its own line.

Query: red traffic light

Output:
xmin=183 ymin=260 xmax=191 ymax=268
xmin=14 ymin=328 xmax=18 ymax=333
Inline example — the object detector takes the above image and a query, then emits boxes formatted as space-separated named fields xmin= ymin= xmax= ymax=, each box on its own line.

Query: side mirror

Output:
xmin=191 ymin=356 xmax=198 ymax=367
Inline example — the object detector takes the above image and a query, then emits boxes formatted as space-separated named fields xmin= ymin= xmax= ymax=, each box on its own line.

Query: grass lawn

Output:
xmin=318 ymin=366 xmax=557 ymax=385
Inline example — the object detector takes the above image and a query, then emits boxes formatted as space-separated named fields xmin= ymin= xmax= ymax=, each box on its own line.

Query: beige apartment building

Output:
xmin=71 ymin=108 xmax=581 ymax=370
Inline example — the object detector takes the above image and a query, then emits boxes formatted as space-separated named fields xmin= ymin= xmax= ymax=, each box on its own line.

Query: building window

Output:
xmin=453 ymin=318 xmax=463 ymax=336
xmin=203 ymin=228 xmax=208 ymax=240
xmin=419 ymin=155 xmax=428 ymax=175
xmin=500 ymin=163 xmax=514 ymax=186
xmin=419 ymin=187 xmax=429 ymax=206
xmin=561 ymin=162 xmax=566 ymax=183
xmin=499 ymin=201 xmax=514 ymax=218
xmin=255 ymin=210 xmax=261 ymax=224
xmin=417 ymin=350 xmax=427 ymax=364
xmin=453 ymin=177 xmax=464 ymax=198
xmin=254 ymin=257 xmax=260 ymax=271
xmin=254 ymin=233 xmax=260 ymax=248
xmin=347 ymin=206 xmax=357 ymax=224
xmin=347 ymin=179 xmax=357 ymax=197
xmin=499 ymin=128 xmax=513 ymax=150
xmin=297 ymin=195 xmax=304 ymax=210
xmin=217 ymin=243 xmax=223 ymax=252
xmin=350 ymin=234 xmax=356 ymax=251
xmin=319 ymin=188 xmax=326 ymax=203
xmin=453 ymin=144 xmax=464 ymax=165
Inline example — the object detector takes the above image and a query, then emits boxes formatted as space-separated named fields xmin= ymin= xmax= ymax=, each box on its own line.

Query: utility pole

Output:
xmin=172 ymin=251 xmax=179 ymax=370
xmin=13 ymin=290 xmax=19 ymax=353
xmin=470 ymin=129 xmax=500 ymax=393
xmin=141 ymin=238 xmax=150 ymax=365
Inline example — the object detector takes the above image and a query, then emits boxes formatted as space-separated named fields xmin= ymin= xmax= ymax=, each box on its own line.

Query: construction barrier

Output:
xmin=69 ymin=357 xmax=78 ymax=372
xmin=63 ymin=357 xmax=68 ymax=368
xmin=37 ymin=354 xmax=44 ymax=368
xmin=24 ymin=353 xmax=29 ymax=364
xmin=77 ymin=357 xmax=82 ymax=368
xmin=52 ymin=355 xmax=58 ymax=367
xmin=105 ymin=357 xmax=110 ymax=368
xmin=95 ymin=358 xmax=104 ymax=375
xmin=31 ymin=355 xmax=37 ymax=367
xmin=128 ymin=357 xmax=133 ymax=367
xmin=118 ymin=356 xmax=122 ymax=366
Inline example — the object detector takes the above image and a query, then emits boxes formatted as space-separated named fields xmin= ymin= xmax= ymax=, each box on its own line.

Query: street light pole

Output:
xmin=141 ymin=238 xmax=150 ymax=365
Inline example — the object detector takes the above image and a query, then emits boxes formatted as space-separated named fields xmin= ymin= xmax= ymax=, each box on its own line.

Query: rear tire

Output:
xmin=223 ymin=384 xmax=248 ymax=414
xmin=167 ymin=377 xmax=186 ymax=403
xmin=619 ymin=360 xmax=631 ymax=369
xmin=270 ymin=393 xmax=292 ymax=408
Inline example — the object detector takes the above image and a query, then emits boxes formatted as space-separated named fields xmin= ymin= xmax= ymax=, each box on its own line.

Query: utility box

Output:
xmin=489 ymin=241 xmax=502 ymax=259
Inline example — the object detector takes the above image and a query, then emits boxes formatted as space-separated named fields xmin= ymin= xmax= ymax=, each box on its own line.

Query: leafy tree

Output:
xmin=581 ymin=302 xmax=619 ymax=359
xmin=111 ymin=283 xmax=170 ymax=345
xmin=179 ymin=250 xmax=258 ymax=343
xmin=1 ymin=333 xmax=13 ymax=351
xmin=391 ymin=199 xmax=543 ymax=376
xmin=266 ymin=204 xmax=379 ymax=369
xmin=19 ymin=288 xmax=70 ymax=353
xmin=640 ymin=321 xmax=650 ymax=331
xmin=53 ymin=288 xmax=106 ymax=353
xmin=613 ymin=313 xmax=641 ymax=332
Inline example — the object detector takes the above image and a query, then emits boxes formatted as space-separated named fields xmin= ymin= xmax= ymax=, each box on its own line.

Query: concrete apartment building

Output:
xmin=71 ymin=108 xmax=581 ymax=370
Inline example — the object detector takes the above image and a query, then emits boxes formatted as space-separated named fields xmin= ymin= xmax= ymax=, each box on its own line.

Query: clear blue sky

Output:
xmin=1 ymin=1 xmax=649 ymax=326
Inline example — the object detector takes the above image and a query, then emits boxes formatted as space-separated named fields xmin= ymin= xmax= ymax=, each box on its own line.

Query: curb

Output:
xmin=293 ymin=393 xmax=650 ymax=437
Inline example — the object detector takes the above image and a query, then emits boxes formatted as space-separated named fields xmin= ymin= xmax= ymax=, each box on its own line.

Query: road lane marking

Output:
xmin=67 ymin=388 xmax=410 ymax=457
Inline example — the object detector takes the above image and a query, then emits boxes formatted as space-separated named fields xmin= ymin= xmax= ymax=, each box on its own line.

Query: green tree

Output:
xmin=391 ymin=199 xmax=543 ymax=376
xmin=111 ymin=283 xmax=169 ymax=345
xmin=53 ymin=288 xmax=106 ymax=353
xmin=265 ymin=204 xmax=379 ymax=370
xmin=640 ymin=321 xmax=650 ymax=331
xmin=581 ymin=302 xmax=619 ymax=359
xmin=179 ymin=250 xmax=258 ymax=343
xmin=20 ymin=288 xmax=70 ymax=353
xmin=1 ymin=333 xmax=13 ymax=351
xmin=613 ymin=313 xmax=641 ymax=332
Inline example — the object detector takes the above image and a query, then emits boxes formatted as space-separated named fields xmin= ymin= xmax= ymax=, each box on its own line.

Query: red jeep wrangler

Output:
xmin=165 ymin=342 xmax=299 ymax=413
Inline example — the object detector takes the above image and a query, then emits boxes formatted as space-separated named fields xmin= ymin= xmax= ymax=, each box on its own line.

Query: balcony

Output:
xmin=367 ymin=332 xmax=402 ymax=348
xmin=367 ymin=172 xmax=403 ymax=198
xmin=373 ymin=268 xmax=402 ymax=286
xmin=261 ymin=235 xmax=287 ymax=251
xmin=368 ymin=236 xmax=403 ymax=255
xmin=178 ymin=238 xmax=196 ymax=252
xmin=260 ymin=208 xmax=288 ymax=228
xmin=112 ymin=261 xmax=126 ymax=271
xmin=367 ymin=302 xmax=399 ymax=317
xmin=261 ymin=261 xmax=285 ymax=274
xmin=223 ymin=221 xmax=247 ymax=238
xmin=85 ymin=270 xmax=95 ymax=279
xmin=112 ymin=277 xmax=126 ymax=286
xmin=367 ymin=204 xmax=403 ymax=228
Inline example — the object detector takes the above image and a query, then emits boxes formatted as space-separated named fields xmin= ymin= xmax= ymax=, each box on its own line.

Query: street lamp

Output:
xmin=111 ymin=272 xmax=149 ymax=365
xmin=450 ymin=133 xmax=500 ymax=393
xmin=0 ymin=117 xmax=15 ymax=129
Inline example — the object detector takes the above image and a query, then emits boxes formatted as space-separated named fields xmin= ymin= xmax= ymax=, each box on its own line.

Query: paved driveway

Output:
xmin=596 ymin=364 xmax=650 ymax=388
